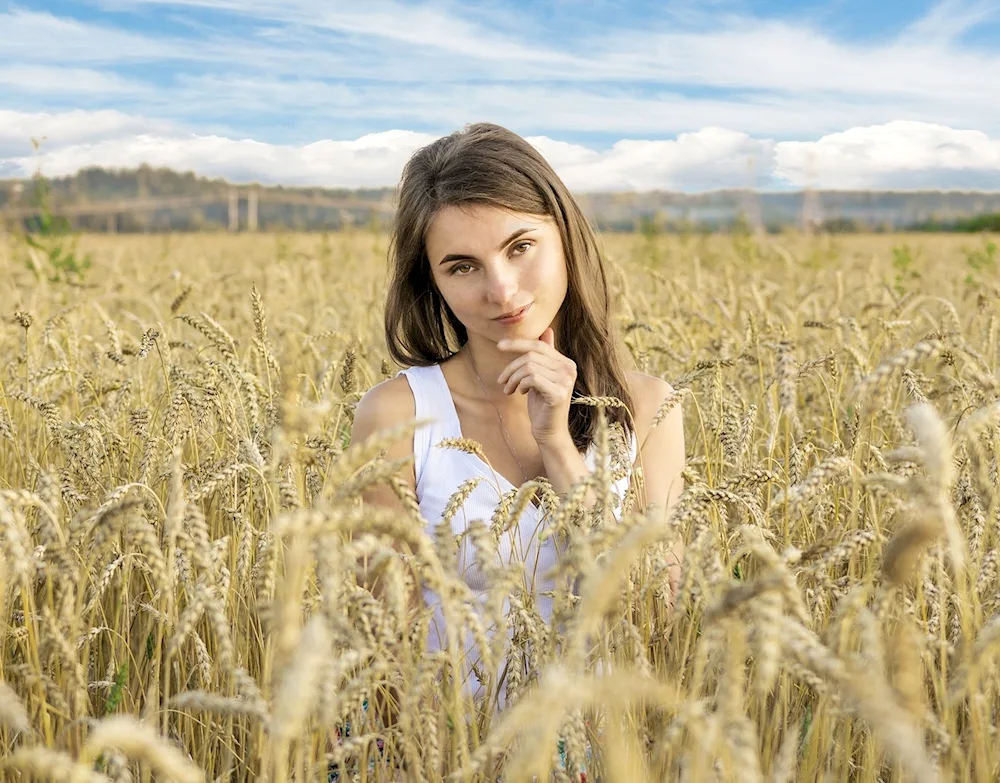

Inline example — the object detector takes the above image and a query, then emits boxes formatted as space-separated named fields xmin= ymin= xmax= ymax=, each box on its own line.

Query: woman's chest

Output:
xmin=453 ymin=399 xmax=548 ymax=488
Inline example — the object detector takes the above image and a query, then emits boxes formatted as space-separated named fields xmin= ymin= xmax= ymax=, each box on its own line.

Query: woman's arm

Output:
xmin=350 ymin=376 xmax=417 ymax=508
xmin=630 ymin=373 xmax=687 ymax=602
xmin=348 ymin=377 xmax=419 ymax=728
xmin=349 ymin=376 xmax=421 ymax=605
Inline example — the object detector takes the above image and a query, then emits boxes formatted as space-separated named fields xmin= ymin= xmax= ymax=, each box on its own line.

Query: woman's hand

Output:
xmin=496 ymin=327 xmax=576 ymax=448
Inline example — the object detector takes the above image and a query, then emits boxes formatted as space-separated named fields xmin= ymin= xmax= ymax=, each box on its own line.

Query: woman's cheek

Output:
xmin=537 ymin=251 xmax=569 ymax=297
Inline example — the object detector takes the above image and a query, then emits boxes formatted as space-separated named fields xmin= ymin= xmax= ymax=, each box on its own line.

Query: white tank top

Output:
xmin=397 ymin=363 xmax=637 ymax=703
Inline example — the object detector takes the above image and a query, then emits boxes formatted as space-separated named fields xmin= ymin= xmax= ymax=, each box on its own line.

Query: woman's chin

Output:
xmin=493 ymin=321 xmax=535 ymax=338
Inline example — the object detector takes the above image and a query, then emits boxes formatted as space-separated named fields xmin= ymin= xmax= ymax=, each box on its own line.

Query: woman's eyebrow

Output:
xmin=437 ymin=227 xmax=538 ymax=265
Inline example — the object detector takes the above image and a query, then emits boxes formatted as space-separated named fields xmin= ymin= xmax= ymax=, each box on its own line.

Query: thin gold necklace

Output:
xmin=465 ymin=349 xmax=529 ymax=486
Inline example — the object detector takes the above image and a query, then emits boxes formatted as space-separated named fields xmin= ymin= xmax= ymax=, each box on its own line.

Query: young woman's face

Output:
xmin=425 ymin=204 xmax=568 ymax=344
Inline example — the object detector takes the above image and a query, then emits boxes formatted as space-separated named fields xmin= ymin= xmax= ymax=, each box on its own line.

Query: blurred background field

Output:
xmin=2 ymin=228 xmax=1000 ymax=782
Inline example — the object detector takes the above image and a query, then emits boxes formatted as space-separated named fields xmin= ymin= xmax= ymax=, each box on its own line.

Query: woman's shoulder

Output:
xmin=351 ymin=374 xmax=416 ymax=443
xmin=626 ymin=370 xmax=675 ymax=409
xmin=626 ymin=370 xmax=680 ymax=440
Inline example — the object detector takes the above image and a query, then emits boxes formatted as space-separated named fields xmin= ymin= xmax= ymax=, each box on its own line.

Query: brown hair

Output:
xmin=384 ymin=122 xmax=636 ymax=451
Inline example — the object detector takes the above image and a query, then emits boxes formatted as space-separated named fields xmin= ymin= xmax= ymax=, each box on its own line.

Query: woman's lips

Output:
xmin=494 ymin=303 xmax=531 ymax=325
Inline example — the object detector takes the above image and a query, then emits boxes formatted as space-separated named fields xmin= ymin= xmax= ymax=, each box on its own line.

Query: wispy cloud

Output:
xmin=73 ymin=0 xmax=1000 ymax=103
xmin=0 ymin=8 xmax=193 ymax=64
xmin=97 ymin=0 xmax=563 ymax=62
xmin=0 ymin=66 xmax=145 ymax=96
xmin=146 ymin=79 xmax=899 ymax=136
xmin=899 ymin=0 xmax=1000 ymax=45
xmin=8 ymin=3 xmax=1000 ymax=109
xmin=0 ymin=109 xmax=176 ymax=158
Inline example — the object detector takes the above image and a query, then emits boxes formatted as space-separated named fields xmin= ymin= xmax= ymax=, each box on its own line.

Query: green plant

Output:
xmin=891 ymin=243 xmax=920 ymax=294
xmin=18 ymin=143 xmax=93 ymax=283
xmin=104 ymin=661 xmax=128 ymax=715
xmin=963 ymin=238 xmax=998 ymax=287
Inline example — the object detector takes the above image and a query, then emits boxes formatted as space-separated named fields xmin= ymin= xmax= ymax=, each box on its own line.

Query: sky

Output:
xmin=1 ymin=0 xmax=999 ymax=191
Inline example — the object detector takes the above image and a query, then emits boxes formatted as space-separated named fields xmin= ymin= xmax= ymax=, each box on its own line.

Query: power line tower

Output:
xmin=248 ymin=187 xmax=259 ymax=232
xmin=801 ymin=187 xmax=824 ymax=233
xmin=228 ymin=188 xmax=239 ymax=232
xmin=739 ymin=155 xmax=764 ymax=236
xmin=800 ymin=152 xmax=823 ymax=233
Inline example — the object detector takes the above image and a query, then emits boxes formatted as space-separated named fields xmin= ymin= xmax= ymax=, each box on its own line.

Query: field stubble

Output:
xmin=1 ymin=229 xmax=1000 ymax=782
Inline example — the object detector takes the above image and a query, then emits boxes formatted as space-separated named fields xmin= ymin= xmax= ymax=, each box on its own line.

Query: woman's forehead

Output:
xmin=425 ymin=204 xmax=553 ymax=257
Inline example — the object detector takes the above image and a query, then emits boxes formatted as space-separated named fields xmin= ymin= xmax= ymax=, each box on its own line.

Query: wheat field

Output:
xmin=1 ymin=227 xmax=999 ymax=782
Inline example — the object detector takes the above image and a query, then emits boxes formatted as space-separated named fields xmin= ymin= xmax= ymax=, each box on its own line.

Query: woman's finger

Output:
xmin=509 ymin=365 xmax=572 ymax=398
xmin=503 ymin=357 xmax=576 ymax=395
xmin=503 ymin=360 xmax=564 ymax=395
xmin=514 ymin=372 xmax=564 ymax=402
xmin=498 ymin=350 xmax=562 ymax=386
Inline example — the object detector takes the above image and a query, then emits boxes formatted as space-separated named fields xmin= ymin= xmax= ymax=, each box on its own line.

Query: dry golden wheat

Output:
xmin=3 ymin=230 xmax=1000 ymax=781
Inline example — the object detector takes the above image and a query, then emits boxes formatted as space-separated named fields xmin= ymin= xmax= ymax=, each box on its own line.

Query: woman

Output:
xmin=350 ymin=120 xmax=685 ymax=743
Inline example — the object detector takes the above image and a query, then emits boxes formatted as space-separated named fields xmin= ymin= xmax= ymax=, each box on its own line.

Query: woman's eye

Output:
xmin=451 ymin=263 xmax=474 ymax=275
xmin=512 ymin=241 xmax=532 ymax=255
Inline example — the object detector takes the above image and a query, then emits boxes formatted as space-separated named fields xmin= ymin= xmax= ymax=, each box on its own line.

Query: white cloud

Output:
xmin=775 ymin=121 xmax=1000 ymax=190
xmin=2 ymin=110 xmax=998 ymax=192
xmin=530 ymin=129 xmax=775 ymax=191
xmin=0 ymin=114 xmax=438 ymax=186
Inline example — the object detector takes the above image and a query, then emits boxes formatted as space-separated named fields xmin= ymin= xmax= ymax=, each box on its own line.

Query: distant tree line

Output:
xmin=2 ymin=165 xmax=999 ymax=234
xmin=811 ymin=215 xmax=1000 ymax=234
xmin=905 ymin=214 xmax=1000 ymax=233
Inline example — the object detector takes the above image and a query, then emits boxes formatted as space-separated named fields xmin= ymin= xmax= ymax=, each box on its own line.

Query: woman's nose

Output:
xmin=485 ymin=262 xmax=518 ymax=304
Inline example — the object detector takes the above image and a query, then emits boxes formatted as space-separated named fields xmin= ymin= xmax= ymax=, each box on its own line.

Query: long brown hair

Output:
xmin=384 ymin=122 xmax=636 ymax=451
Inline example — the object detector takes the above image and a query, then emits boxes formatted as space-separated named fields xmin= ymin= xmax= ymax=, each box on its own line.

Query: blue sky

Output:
xmin=1 ymin=0 xmax=999 ymax=190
